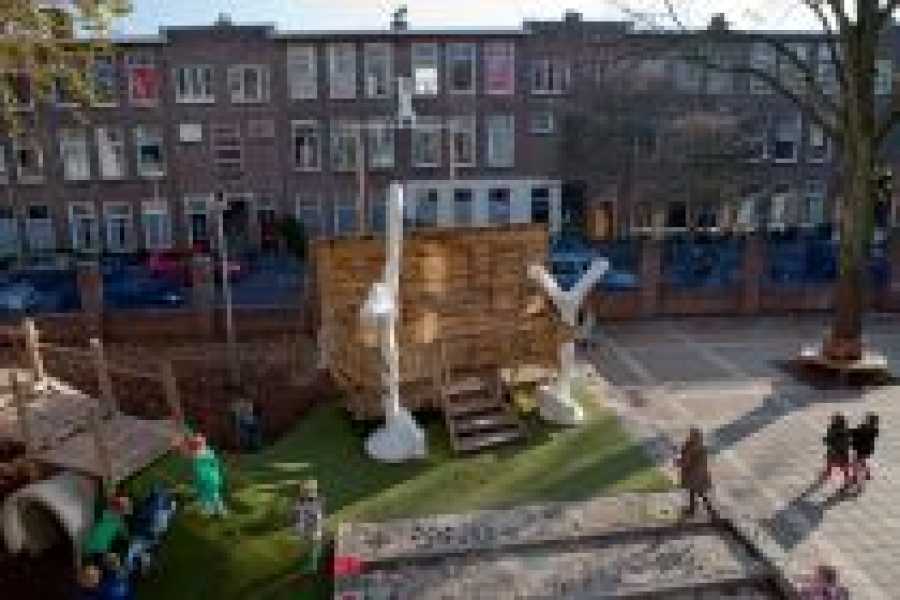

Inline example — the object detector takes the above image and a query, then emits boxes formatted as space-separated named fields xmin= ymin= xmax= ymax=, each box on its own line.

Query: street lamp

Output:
xmin=215 ymin=190 xmax=239 ymax=388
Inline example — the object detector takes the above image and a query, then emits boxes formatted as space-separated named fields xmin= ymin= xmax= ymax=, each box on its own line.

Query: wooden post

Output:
xmin=23 ymin=319 xmax=44 ymax=384
xmin=11 ymin=371 xmax=34 ymax=456
xmin=90 ymin=338 xmax=116 ymax=418
xmin=88 ymin=401 xmax=114 ymax=490
xmin=161 ymin=360 xmax=185 ymax=435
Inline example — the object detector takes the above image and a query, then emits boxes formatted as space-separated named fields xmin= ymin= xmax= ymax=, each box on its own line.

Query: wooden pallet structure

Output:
xmin=314 ymin=224 xmax=570 ymax=452
xmin=0 ymin=319 xmax=186 ymax=488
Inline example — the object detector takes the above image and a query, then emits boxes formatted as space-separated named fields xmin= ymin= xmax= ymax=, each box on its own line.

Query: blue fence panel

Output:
xmin=102 ymin=255 xmax=189 ymax=310
xmin=765 ymin=237 xmax=837 ymax=287
xmin=0 ymin=267 xmax=81 ymax=317
xmin=663 ymin=238 xmax=744 ymax=288
xmin=217 ymin=254 xmax=305 ymax=308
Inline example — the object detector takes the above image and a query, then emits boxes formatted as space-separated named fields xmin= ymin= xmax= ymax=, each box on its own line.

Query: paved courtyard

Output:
xmin=587 ymin=314 xmax=900 ymax=599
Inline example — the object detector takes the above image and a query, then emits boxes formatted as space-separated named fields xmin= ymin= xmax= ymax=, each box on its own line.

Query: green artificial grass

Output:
xmin=129 ymin=383 xmax=671 ymax=600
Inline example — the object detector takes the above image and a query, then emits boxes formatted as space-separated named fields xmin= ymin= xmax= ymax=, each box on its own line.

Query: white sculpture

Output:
xmin=360 ymin=182 xmax=427 ymax=462
xmin=528 ymin=258 xmax=609 ymax=425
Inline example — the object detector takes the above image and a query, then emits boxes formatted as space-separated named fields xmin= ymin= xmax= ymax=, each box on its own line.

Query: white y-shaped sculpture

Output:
xmin=361 ymin=182 xmax=426 ymax=462
xmin=528 ymin=257 xmax=609 ymax=425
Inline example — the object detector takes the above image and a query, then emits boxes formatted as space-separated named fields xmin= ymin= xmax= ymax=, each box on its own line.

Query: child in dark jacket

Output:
xmin=822 ymin=413 xmax=851 ymax=488
xmin=851 ymin=413 xmax=879 ymax=489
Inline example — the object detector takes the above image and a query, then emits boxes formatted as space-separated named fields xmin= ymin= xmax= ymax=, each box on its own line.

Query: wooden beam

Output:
xmin=10 ymin=371 xmax=34 ymax=456
xmin=22 ymin=319 xmax=44 ymax=383
xmin=90 ymin=338 xmax=116 ymax=418
xmin=161 ymin=360 xmax=185 ymax=435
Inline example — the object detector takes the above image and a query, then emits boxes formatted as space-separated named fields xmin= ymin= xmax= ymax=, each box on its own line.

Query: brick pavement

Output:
xmin=588 ymin=315 xmax=900 ymax=599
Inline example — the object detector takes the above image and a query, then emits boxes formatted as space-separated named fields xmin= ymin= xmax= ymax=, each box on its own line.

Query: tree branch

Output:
xmin=799 ymin=0 xmax=850 ymax=98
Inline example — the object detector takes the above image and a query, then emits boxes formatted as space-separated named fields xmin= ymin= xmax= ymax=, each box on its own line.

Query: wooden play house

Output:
xmin=314 ymin=224 xmax=569 ymax=451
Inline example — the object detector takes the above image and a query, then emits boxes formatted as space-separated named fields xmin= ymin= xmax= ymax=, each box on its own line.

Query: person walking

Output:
xmin=822 ymin=413 xmax=852 ymax=490
xmin=851 ymin=412 xmax=880 ymax=491
xmin=676 ymin=427 xmax=713 ymax=517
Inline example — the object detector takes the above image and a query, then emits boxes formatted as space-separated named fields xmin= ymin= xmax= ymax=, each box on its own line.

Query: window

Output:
xmin=184 ymin=194 xmax=210 ymax=250
xmin=334 ymin=194 xmax=357 ymax=235
xmin=774 ymin=113 xmax=800 ymax=162
xmin=633 ymin=202 xmax=652 ymax=229
xmin=247 ymin=119 xmax=275 ymax=140
xmin=529 ymin=111 xmax=555 ymax=134
xmin=228 ymin=65 xmax=270 ymax=103
xmin=364 ymin=43 xmax=392 ymax=98
xmin=69 ymin=202 xmax=98 ymax=252
xmin=26 ymin=205 xmax=54 ymax=252
xmin=531 ymin=187 xmax=550 ymax=224
xmin=141 ymin=200 xmax=171 ymax=249
xmin=531 ymin=59 xmax=570 ymax=94
xmin=104 ymin=203 xmax=132 ymax=252
xmin=329 ymin=43 xmax=357 ymax=99
xmin=778 ymin=43 xmax=809 ymax=95
xmin=706 ymin=63 xmax=732 ymax=94
xmin=2 ymin=73 xmax=32 ymax=110
xmin=808 ymin=122 xmax=830 ymax=163
xmin=453 ymin=189 xmax=472 ymax=226
xmin=486 ymin=114 xmax=514 ymax=168
xmin=179 ymin=123 xmax=202 ymax=143
xmin=92 ymin=55 xmax=118 ymax=106
xmin=135 ymin=125 xmax=164 ymax=177
xmin=330 ymin=121 xmax=360 ymax=172
xmin=411 ymin=117 xmax=441 ymax=168
xmin=741 ymin=115 xmax=768 ymax=161
xmin=369 ymin=190 xmax=386 ymax=233
xmin=15 ymin=138 xmax=43 ymax=181
xmin=876 ymin=59 xmax=892 ymax=96
xmin=127 ymin=53 xmax=160 ymax=104
xmin=692 ymin=203 xmax=718 ymax=229
xmin=174 ymin=65 xmax=213 ymax=103
xmin=59 ymin=128 xmax=90 ymax=181
xmin=412 ymin=43 xmax=439 ymax=96
xmin=750 ymin=42 xmax=776 ymax=95
xmin=212 ymin=123 xmax=242 ymax=176
xmin=633 ymin=59 xmax=667 ymax=91
xmin=447 ymin=43 xmax=475 ymax=94
xmin=674 ymin=60 xmax=702 ymax=93
xmin=666 ymin=202 xmax=687 ymax=228
xmin=488 ymin=188 xmax=510 ymax=225
xmin=804 ymin=180 xmax=826 ymax=225
xmin=54 ymin=73 xmax=77 ymax=106
xmin=287 ymin=45 xmax=317 ymax=99
xmin=738 ymin=186 xmax=761 ymax=228
xmin=0 ymin=206 xmax=17 ymax=256
xmin=292 ymin=120 xmax=321 ymax=171
xmin=449 ymin=116 xmax=475 ymax=167
xmin=817 ymin=43 xmax=838 ymax=96
xmin=296 ymin=194 xmax=321 ymax=238
xmin=771 ymin=184 xmax=793 ymax=228
xmin=484 ymin=41 xmax=515 ymax=95
xmin=415 ymin=188 xmax=438 ymax=227
xmin=96 ymin=127 xmax=125 ymax=179
xmin=367 ymin=118 xmax=395 ymax=168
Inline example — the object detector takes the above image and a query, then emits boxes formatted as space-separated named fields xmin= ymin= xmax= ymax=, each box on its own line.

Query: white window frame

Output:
xmin=414 ymin=188 xmax=439 ymax=228
xmin=531 ymin=58 xmax=570 ymax=95
xmin=803 ymin=180 xmax=826 ymax=226
xmin=779 ymin=43 xmax=808 ymax=95
xmin=411 ymin=117 xmax=442 ymax=168
xmin=453 ymin=188 xmax=473 ymax=226
xmin=674 ymin=60 xmax=702 ymax=93
xmin=334 ymin=193 xmax=358 ymax=235
xmin=228 ymin=64 xmax=270 ymax=104
xmin=59 ymin=128 xmax=90 ymax=181
xmin=488 ymin=187 xmax=511 ymax=225
xmin=736 ymin=188 xmax=760 ymax=231
xmin=330 ymin=120 xmax=360 ymax=172
xmin=14 ymin=137 xmax=44 ymax=183
xmin=807 ymin=122 xmax=830 ymax=163
xmin=770 ymin=184 xmax=793 ymax=230
xmin=68 ymin=201 xmax=99 ymax=253
xmin=447 ymin=43 xmax=476 ymax=95
xmin=292 ymin=120 xmax=321 ymax=171
xmin=178 ymin=123 xmax=202 ymax=143
xmin=817 ymin=43 xmax=838 ymax=96
xmin=91 ymin=54 xmax=118 ymax=107
xmin=135 ymin=125 xmax=164 ymax=178
xmin=774 ymin=113 xmax=801 ymax=163
xmin=174 ymin=65 xmax=214 ymax=103
xmin=296 ymin=194 xmax=322 ymax=238
xmin=53 ymin=72 xmax=79 ymax=108
xmin=211 ymin=122 xmax=242 ymax=170
xmin=103 ymin=202 xmax=132 ymax=253
xmin=141 ymin=199 xmax=171 ymax=250
xmin=184 ymin=193 xmax=212 ymax=249
xmin=25 ymin=205 xmax=54 ymax=252
xmin=127 ymin=53 xmax=160 ymax=106
xmin=287 ymin=45 xmax=318 ymax=100
xmin=449 ymin=116 xmax=476 ymax=168
xmin=876 ymin=59 xmax=893 ymax=96
xmin=364 ymin=43 xmax=393 ymax=98
xmin=367 ymin=118 xmax=395 ymax=169
xmin=529 ymin=111 xmax=555 ymax=134
xmin=412 ymin=43 xmax=439 ymax=96
xmin=329 ymin=43 xmax=357 ymax=100
xmin=486 ymin=114 xmax=515 ymax=168
xmin=96 ymin=127 xmax=125 ymax=180
xmin=750 ymin=42 xmax=776 ymax=95
xmin=484 ymin=41 xmax=515 ymax=95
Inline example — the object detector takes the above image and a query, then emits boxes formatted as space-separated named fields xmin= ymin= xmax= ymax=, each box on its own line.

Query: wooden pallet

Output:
xmin=440 ymin=370 xmax=524 ymax=454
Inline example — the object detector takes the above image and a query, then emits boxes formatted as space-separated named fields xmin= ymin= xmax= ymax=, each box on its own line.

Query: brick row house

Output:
xmin=0 ymin=11 xmax=898 ymax=259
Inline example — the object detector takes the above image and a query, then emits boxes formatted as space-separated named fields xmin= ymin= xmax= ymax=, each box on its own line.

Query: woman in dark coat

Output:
xmin=851 ymin=413 xmax=879 ymax=489
xmin=677 ymin=427 xmax=713 ymax=516
xmin=822 ymin=413 xmax=851 ymax=488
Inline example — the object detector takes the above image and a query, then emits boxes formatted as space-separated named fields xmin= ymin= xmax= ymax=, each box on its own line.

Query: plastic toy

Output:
xmin=124 ymin=483 xmax=177 ymax=576
xmin=98 ymin=553 xmax=134 ymax=600
xmin=186 ymin=434 xmax=227 ymax=516
xmin=83 ymin=496 xmax=130 ymax=563
xmin=294 ymin=479 xmax=323 ymax=575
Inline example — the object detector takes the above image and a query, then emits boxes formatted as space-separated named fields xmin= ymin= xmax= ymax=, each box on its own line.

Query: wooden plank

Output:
xmin=23 ymin=319 xmax=44 ymax=383
xmin=161 ymin=360 xmax=186 ymax=435
xmin=90 ymin=338 xmax=117 ymax=417
xmin=10 ymin=371 xmax=34 ymax=455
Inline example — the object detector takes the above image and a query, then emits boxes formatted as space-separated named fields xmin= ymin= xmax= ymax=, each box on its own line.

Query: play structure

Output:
xmin=314 ymin=214 xmax=570 ymax=454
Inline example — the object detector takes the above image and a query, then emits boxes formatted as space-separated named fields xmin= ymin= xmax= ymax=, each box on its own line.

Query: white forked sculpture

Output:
xmin=528 ymin=258 xmax=609 ymax=425
xmin=360 ymin=182 xmax=426 ymax=462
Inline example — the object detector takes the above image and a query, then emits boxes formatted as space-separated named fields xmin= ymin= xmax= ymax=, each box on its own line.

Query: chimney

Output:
xmin=709 ymin=13 xmax=728 ymax=32
xmin=391 ymin=5 xmax=408 ymax=31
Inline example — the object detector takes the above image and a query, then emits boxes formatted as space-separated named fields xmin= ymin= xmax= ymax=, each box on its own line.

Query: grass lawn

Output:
xmin=129 ymin=384 xmax=671 ymax=600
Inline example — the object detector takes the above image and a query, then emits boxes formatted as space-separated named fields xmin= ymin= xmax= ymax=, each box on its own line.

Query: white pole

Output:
xmin=218 ymin=195 xmax=238 ymax=387
xmin=357 ymin=127 xmax=366 ymax=235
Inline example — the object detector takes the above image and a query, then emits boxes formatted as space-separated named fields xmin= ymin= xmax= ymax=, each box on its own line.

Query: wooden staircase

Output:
xmin=441 ymin=371 xmax=525 ymax=453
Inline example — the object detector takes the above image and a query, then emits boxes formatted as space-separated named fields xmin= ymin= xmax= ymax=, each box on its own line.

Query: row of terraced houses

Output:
xmin=0 ymin=10 xmax=899 ymax=259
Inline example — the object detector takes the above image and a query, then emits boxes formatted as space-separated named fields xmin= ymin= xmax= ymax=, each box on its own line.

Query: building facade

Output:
xmin=0 ymin=11 xmax=897 ymax=260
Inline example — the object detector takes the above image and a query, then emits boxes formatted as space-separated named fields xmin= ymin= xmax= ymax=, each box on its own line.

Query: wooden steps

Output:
xmin=441 ymin=373 xmax=524 ymax=453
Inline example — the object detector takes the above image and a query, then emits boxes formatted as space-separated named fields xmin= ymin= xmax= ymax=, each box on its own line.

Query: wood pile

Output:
xmin=313 ymin=224 xmax=568 ymax=419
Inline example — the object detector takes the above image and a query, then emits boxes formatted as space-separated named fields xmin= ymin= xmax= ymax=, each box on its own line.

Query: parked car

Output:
xmin=148 ymin=251 xmax=192 ymax=286
xmin=104 ymin=274 xmax=185 ymax=308
xmin=0 ymin=281 xmax=40 ymax=312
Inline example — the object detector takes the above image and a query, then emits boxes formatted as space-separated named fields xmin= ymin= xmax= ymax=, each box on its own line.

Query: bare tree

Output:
xmin=616 ymin=0 xmax=899 ymax=362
